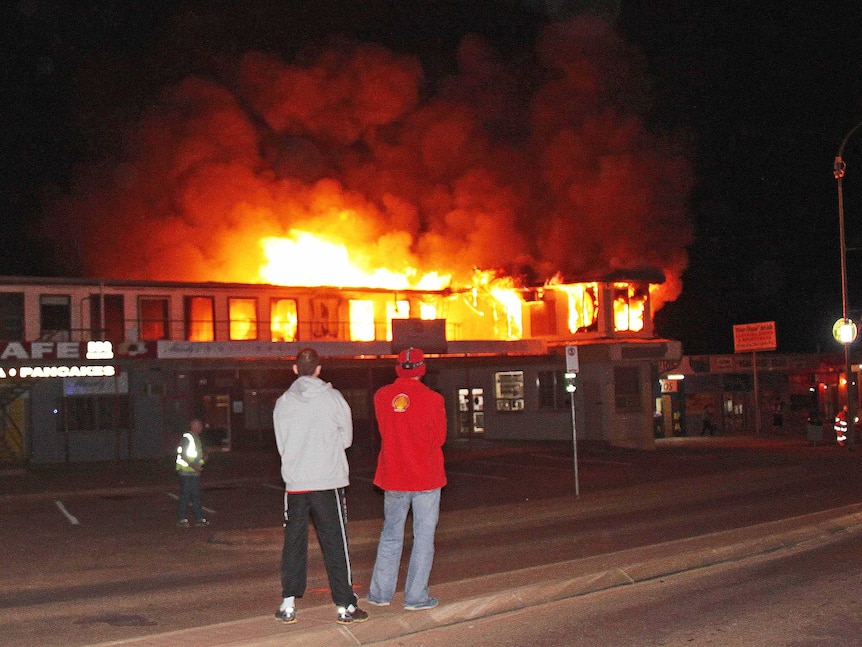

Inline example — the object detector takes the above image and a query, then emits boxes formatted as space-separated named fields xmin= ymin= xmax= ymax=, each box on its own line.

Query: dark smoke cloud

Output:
xmin=45 ymin=13 xmax=693 ymax=304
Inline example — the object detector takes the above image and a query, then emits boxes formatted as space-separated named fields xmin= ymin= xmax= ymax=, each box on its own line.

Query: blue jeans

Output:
xmin=177 ymin=473 xmax=203 ymax=522
xmin=369 ymin=488 xmax=441 ymax=606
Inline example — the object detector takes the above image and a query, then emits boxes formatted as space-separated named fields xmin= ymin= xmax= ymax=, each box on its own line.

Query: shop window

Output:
xmin=614 ymin=366 xmax=642 ymax=411
xmin=229 ymin=298 xmax=258 ymax=341
xmin=0 ymin=292 xmax=24 ymax=340
xmin=495 ymin=371 xmax=525 ymax=412
xmin=139 ymin=297 xmax=170 ymax=340
xmin=185 ymin=296 xmax=215 ymax=341
xmin=458 ymin=387 xmax=485 ymax=437
xmin=89 ymin=294 xmax=124 ymax=343
xmin=349 ymin=300 xmax=375 ymax=341
xmin=538 ymin=370 xmax=571 ymax=410
xmin=271 ymin=298 xmax=298 ymax=342
xmin=40 ymin=294 xmax=71 ymax=340
xmin=65 ymin=395 xmax=131 ymax=432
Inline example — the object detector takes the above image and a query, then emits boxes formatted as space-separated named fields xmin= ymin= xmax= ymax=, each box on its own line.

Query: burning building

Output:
xmin=0 ymin=268 xmax=679 ymax=464
xmin=2 ymin=16 xmax=692 ymax=463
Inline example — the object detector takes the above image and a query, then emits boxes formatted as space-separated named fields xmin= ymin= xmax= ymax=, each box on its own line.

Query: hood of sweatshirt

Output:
xmin=286 ymin=375 xmax=332 ymax=402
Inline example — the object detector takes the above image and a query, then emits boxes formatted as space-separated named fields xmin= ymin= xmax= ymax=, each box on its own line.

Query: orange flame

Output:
xmin=254 ymin=232 xmax=651 ymax=342
xmin=259 ymin=230 xmax=450 ymax=291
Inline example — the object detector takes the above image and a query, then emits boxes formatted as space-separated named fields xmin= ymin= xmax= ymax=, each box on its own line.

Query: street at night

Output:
xmin=3 ymin=436 xmax=862 ymax=646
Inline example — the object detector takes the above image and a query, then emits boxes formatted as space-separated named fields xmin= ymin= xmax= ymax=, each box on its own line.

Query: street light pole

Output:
xmin=833 ymin=119 xmax=862 ymax=450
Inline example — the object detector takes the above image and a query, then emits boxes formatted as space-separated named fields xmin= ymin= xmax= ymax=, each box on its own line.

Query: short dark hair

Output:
xmin=295 ymin=347 xmax=320 ymax=376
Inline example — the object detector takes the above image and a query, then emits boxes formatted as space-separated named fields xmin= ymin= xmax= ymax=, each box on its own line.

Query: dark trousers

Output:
xmin=281 ymin=488 xmax=357 ymax=608
xmin=177 ymin=473 xmax=203 ymax=521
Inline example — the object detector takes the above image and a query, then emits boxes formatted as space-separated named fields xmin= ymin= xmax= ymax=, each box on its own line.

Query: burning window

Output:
xmin=385 ymin=300 xmax=410 ymax=341
xmin=350 ymin=300 xmax=375 ymax=341
xmin=270 ymin=298 xmax=298 ymax=342
xmin=139 ymin=296 xmax=169 ymax=341
xmin=545 ymin=282 xmax=599 ymax=334
xmin=229 ymin=298 xmax=258 ymax=341
xmin=419 ymin=301 xmax=437 ymax=320
xmin=185 ymin=296 xmax=215 ymax=341
xmin=311 ymin=298 xmax=339 ymax=340
xmin=613 ymin=283 xmax=647 ymax=332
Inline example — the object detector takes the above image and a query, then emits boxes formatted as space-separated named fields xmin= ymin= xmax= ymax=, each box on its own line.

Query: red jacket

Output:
xmin=373 ymin=377 xmax=447 ymax=491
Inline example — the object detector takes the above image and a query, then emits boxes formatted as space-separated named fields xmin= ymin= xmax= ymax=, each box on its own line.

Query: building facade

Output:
xmin=0 ymin=275 xmax=680 ymax=464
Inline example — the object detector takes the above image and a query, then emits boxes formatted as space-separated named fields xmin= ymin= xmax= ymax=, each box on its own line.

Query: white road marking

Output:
xmin=54 ymin=500 xmax=79 ymax=525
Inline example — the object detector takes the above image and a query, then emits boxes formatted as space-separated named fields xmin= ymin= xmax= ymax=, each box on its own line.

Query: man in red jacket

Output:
xmin=366 ymin=347 xmax=447 ymax=611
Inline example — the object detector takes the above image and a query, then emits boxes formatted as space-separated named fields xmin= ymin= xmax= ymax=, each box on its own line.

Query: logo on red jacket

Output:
xmin=391 ymin=393 xmax=410 ymax=412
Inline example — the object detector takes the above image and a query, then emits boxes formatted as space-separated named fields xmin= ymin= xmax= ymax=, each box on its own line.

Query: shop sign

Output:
xmin=733 ymin=321 xmax=777 ymax=353
xmin=0 ymin=340 xmax=114 ymax=361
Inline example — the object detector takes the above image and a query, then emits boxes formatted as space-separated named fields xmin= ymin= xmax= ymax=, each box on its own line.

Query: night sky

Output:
xmin=4 ymin=0 xmax=862 ymax=355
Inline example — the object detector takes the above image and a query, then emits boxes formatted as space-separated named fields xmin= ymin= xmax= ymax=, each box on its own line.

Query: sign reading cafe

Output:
xmin=0 ymin=341 xmax=116 ymax=379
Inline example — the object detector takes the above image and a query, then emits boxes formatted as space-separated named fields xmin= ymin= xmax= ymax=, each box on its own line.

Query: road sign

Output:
xmin=565 ymin=345 xmax=580 ymax=373
xmin=732 ymin=321 xmax=777 ymax=353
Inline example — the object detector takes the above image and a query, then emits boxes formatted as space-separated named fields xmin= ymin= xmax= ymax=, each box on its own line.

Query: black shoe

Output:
xmin=194 ymin=518 xmax=210 ymax=527
xmin=336 ymin=605 xmax=368 ymax=624
xmin=275 ymin=607 xmax=297 ymax=624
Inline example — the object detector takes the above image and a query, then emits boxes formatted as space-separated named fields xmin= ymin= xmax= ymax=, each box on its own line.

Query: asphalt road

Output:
xmin=2 ymin=437 xmax=862 ymax=646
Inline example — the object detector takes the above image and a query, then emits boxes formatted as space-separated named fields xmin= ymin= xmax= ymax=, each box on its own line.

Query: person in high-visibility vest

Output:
xmin=176 ymin=418 xmax=208 ymax=527
xmin=834 ymin=406 xmax=849 ymax=446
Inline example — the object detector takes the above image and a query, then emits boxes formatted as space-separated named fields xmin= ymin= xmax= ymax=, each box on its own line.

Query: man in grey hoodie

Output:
xmin=273 ymin=347 xmax=368 ymax=626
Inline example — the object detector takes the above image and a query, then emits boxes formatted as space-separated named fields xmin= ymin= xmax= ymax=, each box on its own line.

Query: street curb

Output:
xmin=84 ymin=503 xmax=862 ymax=647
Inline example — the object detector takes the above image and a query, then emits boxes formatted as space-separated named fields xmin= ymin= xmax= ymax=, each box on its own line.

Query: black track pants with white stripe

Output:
xmin=281 ymin=488 xmax=357 ymax=608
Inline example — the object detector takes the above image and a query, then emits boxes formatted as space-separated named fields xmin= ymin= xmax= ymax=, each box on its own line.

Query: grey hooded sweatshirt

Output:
xmin=273 ymin=375 xmax=353 ymax=492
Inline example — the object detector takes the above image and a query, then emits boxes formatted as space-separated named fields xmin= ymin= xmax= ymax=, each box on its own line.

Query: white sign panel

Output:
xmin=565 ymin=345 xmax=580 ymax=373
xmin=733 ymin=321 xmax=777 ymax=353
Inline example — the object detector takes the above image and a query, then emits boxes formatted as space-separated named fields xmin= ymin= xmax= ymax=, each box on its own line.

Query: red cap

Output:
xmin=396 ymin=347 xmax=426 ymax=378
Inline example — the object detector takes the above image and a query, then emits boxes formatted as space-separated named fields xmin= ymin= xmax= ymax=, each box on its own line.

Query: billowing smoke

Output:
xmin=46 ymin=15 xmax=693 ymax=305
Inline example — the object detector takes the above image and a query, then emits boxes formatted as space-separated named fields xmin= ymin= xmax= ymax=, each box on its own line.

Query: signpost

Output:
xmin=732 ymin=321 xmax=777 ymax=436
xmin=565 ymin=345 xmax=580 ymax=497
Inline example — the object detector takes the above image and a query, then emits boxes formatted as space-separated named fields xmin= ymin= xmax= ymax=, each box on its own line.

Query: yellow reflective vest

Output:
xmin=176 ymin=432 xmax=205 ymax=474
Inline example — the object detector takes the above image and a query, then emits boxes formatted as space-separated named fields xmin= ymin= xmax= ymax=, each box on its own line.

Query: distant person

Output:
xmin=772 ymin=402 xmax=784 ymax=433
xmin=700 ymin=404 xmax=716 ymax=436
xmin=834 ymin=405 xmax=849 ymax=446
xmin=366 ymin=347 xmax=447 ymax=611
xmin=273 ymin=347 xmax=367 ymax=626
xmin=175 ymin=418 xmax=209 ymax=527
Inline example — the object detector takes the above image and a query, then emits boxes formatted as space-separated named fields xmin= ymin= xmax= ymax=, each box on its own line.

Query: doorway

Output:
xmin=202 ymin=394 xmax=231 ymax=451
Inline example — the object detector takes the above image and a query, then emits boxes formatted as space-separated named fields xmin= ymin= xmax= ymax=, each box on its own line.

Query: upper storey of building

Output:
xmin=0 ymin=273 xmax=663 ymax=348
